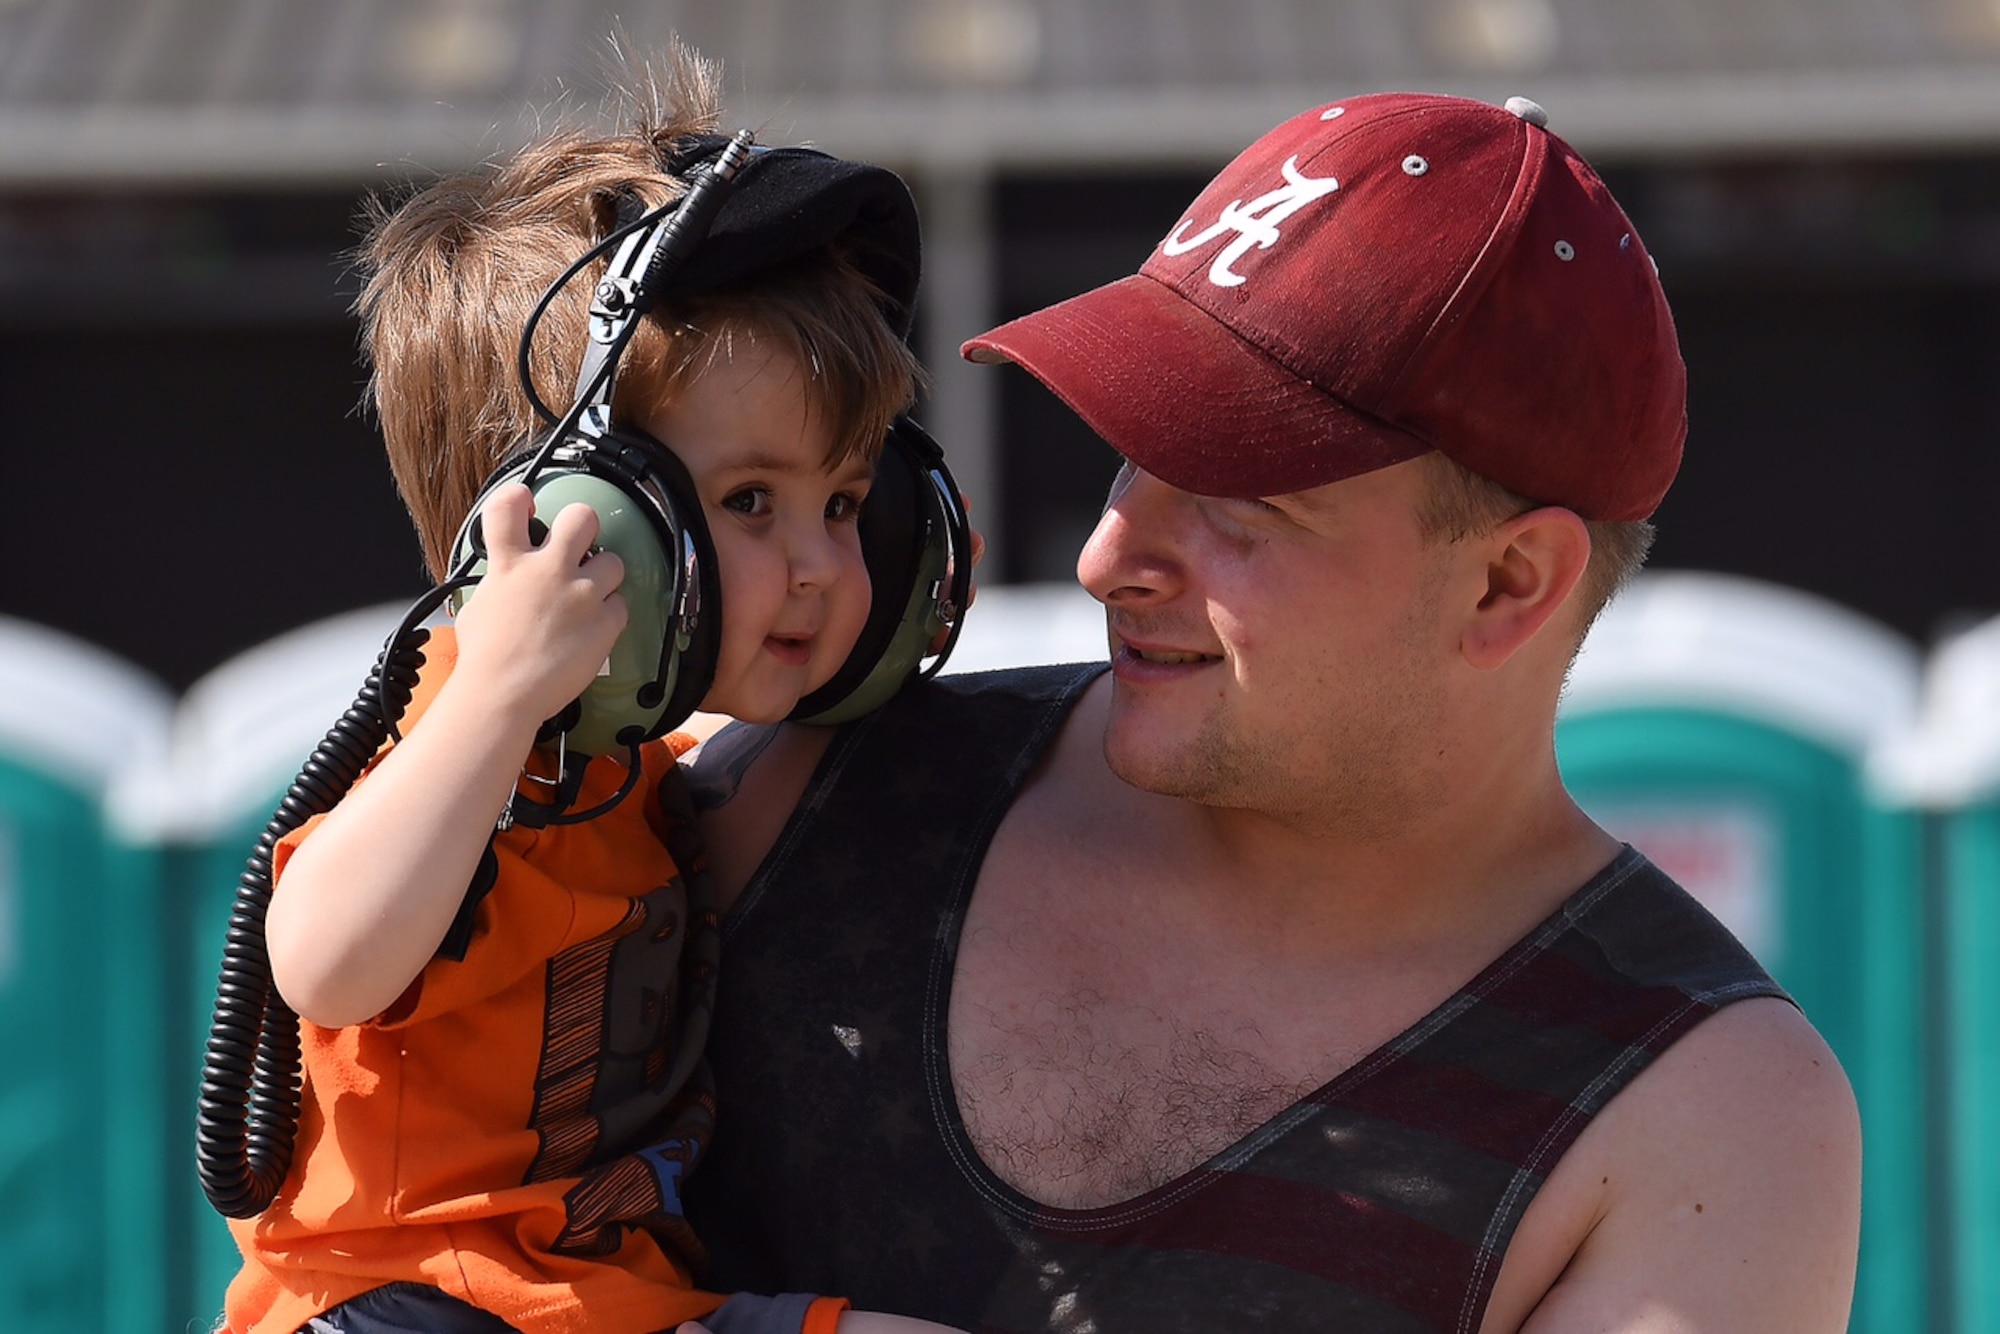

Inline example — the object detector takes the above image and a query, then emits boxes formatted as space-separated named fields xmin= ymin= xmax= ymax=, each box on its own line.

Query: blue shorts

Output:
xmin=298 ymin=1283 xmax=518 ymax=1333
xmin=295 ymin=1283 xmax=825 ymax=1334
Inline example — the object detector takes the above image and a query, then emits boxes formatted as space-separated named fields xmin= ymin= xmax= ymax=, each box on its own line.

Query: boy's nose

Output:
xmin=789 ymin=523 xmax=845 ymax=591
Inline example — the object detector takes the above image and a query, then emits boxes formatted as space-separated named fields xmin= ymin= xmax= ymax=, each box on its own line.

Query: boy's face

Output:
xmin=638 ymin=341 xmax=875 ymax=724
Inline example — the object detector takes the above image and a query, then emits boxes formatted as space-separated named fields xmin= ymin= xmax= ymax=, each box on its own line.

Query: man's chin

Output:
xmin=1101 ymin=721 xmax=1215 ymax=803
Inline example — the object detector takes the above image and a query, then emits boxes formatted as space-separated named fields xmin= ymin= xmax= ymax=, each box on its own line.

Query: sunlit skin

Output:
xmin=640 ymin=340 xmax=875 ymax=725
xmin=1077 ymin=458 xmax=1465 ymax=840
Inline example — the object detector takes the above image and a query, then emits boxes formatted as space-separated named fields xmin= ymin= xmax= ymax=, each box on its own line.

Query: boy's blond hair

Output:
xmin=354 ymin=46 xmax=924 ymax=580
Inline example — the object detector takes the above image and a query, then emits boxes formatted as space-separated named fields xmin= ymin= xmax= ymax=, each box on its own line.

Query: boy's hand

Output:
xmin=451 ymin=483 xmax=630 ymax=729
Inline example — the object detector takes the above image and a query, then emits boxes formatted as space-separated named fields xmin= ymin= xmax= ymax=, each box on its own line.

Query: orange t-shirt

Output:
xmin=224 ymin=628 xmax=726 ymax=1334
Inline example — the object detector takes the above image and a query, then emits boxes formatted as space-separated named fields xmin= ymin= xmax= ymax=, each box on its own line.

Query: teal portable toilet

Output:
xmin=107 ymin=603 xmax=412 ymax=1331
xmin=1873 ymin=613 xmax=2000 ymax=1334
xmin=1556 ymin=572 xmax=1926 ymax=1334
xmin=0 ymin=617 xmax=174 ymax=1333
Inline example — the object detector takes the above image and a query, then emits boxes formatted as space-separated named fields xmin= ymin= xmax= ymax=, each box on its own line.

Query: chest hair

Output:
xmin=950 ymin=982 xmax=1336 ymax=1210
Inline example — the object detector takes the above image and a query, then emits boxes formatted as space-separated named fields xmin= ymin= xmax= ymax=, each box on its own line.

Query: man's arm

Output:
xmin=1489 ymin=997 xmax=1861 ymax=1332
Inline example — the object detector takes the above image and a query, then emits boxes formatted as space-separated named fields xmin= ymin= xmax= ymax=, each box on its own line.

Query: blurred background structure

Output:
xmin=3 ymin=0 xmax=2000 ymax=1330
xmin=5 ymin=0 xmax=2000 ymax=681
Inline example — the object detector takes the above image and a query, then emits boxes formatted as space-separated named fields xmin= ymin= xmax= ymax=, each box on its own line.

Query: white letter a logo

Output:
xmin=1160 ymin=156 xmax=1341 ymax=288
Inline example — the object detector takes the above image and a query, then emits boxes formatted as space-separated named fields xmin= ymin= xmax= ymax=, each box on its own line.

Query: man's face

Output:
xmin=638 ymin=342 xmax=875 ymax=725
xmin=1075 ymin=457 xmax=1466 ymax=835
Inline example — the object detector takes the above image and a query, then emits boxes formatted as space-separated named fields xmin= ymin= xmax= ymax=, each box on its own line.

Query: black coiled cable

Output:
xmin=193 ymin=130 xmax=753 ymax=1221
xmin=194 ymin=629 xmax=429 ymax=1218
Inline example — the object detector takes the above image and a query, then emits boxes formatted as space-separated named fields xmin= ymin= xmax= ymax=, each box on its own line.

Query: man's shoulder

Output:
xmin=1614 ymin=992 xmax=1855 ymax=1137
xmin=1487 ymin=995 xmax=1859 ymax=1331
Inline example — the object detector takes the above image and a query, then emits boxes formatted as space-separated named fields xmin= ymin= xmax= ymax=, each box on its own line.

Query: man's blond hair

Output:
xmin=1412 ymin=451 xmax=1655 ymax=645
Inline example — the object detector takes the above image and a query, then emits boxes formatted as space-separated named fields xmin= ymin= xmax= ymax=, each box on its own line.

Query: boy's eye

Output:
xmin=721 ymin=487 xmax=772 ymax=517
xmin=825 ymin=491 xmax=866 ymax=523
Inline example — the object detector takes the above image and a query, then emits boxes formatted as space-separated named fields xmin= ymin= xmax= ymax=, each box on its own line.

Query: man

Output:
xmin=682 ymin=92 xmax=1861 ymax=1332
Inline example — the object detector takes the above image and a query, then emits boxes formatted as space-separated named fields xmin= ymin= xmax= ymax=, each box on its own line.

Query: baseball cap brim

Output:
xmin=963 ymin=272 xmax=1430 ymax=498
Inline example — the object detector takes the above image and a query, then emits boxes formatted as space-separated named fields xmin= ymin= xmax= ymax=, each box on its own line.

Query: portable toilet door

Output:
xmin=107 ymin=602 xmax=416 ymax=1332
xmin=1555 ymin=572 xmax=1926 ymax=1334
xmin=0 ymin=617 xmax=175 ymax=1333
xmin=1872 ymin=612 xmax=2000 ymax=1334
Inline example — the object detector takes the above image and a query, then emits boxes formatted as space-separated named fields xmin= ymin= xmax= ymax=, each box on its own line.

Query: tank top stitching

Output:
xmin=922 ymin=668 xmax=1111 ymax=1222
xmin=1690 ymin=977 xmax=1784 ymax=1006
xmin=1452 ymin=998 xmax=1707 ymax=1334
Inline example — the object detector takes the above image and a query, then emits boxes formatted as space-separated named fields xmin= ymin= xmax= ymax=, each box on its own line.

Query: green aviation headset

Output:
xmin=197 ymin=130 xmax=970 ymax=1220
xmin=452 ymin=129 xmax=971 ymax=769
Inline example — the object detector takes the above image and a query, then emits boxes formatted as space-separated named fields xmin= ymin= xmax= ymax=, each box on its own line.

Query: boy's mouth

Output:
xmin=765 ymin=633 xmax=813 ymax=667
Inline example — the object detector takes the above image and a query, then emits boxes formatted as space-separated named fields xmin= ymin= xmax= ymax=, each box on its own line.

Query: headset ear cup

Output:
xmin=655 ymin=475 xmax=723 ymax=732
xmin=790 ymin=418 xmax=966 ymax=725
xmin=599 ymin=426 xmax=722 ymax=739
xmin=448 ymin=428 xmax=724 ymax=752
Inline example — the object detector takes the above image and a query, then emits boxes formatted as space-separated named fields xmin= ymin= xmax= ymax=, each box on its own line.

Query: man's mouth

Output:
xmin=1127 ymin=647 xmax=1211 ymax=665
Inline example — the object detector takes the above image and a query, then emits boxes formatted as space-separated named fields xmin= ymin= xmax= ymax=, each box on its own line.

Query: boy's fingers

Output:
xmin=584 ymin=548 xmax=626 ymax=596
xmin=544 ymin=500 xmax=603 ymax=555
xmin=474 ymin=483 xmax=536 ymax=560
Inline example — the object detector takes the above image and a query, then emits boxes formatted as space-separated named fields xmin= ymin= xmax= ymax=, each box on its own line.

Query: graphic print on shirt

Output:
xmin=520 ymin=878 xmax=706 ymax=1256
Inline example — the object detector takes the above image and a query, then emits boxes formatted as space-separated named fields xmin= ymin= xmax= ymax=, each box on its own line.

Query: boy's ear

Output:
xmin=1459 ymin=506 xmax=1592 ymax=670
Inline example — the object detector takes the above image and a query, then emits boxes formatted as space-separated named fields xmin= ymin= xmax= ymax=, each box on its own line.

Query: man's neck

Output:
xmin=956 ymin=680 xmax=1620 ymax=1208
xmin=1053 ymin=676 xmax=1621 ymax=964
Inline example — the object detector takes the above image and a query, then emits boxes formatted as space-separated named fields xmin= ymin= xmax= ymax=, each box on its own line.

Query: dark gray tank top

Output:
xmin=684 ymin=664 xmax=1787 ymax=1332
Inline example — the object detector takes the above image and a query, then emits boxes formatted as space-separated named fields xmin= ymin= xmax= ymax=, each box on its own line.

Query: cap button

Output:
xmin=1504 ymin=96 xmax=1549 ymax=128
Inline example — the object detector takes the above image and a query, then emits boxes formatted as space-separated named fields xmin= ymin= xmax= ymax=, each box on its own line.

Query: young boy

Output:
xmin=221 ymin=45 xmax=960 ymax=1334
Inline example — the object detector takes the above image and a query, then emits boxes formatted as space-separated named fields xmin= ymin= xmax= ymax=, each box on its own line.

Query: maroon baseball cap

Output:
xmin=963 ymin=93 xmax=1686 ymax=521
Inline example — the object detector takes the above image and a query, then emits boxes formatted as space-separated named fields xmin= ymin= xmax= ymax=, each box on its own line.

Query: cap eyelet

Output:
xmin=1321 ymin=106 xmax=1346 ymax=120
xmin=1554 ymin=240 xmax=1576 ymax=261
xmin=1402 ymin=155 xmax=1429 ymax=177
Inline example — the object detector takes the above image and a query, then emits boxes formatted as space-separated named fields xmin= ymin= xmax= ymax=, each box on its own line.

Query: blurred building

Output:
xmin=4 ymin=0 xmax=2000 ymax=687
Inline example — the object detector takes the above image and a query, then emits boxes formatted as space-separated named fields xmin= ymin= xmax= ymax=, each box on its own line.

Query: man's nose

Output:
xmin=1078 ymin=465 xmax=1180 ymax=605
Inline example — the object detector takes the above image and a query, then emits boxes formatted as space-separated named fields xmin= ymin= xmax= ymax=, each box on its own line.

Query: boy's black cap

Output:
xmin=653 ymin=134 xmax=922 ymax=338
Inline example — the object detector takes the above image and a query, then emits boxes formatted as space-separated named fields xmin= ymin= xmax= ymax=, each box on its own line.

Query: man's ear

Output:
xmin=1460 ymin=507 xmax=1591 ymax=670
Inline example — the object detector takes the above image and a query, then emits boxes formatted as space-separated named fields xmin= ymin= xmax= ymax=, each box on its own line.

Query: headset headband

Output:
xmin=647 ymin=135 xmax=922 ymax=337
